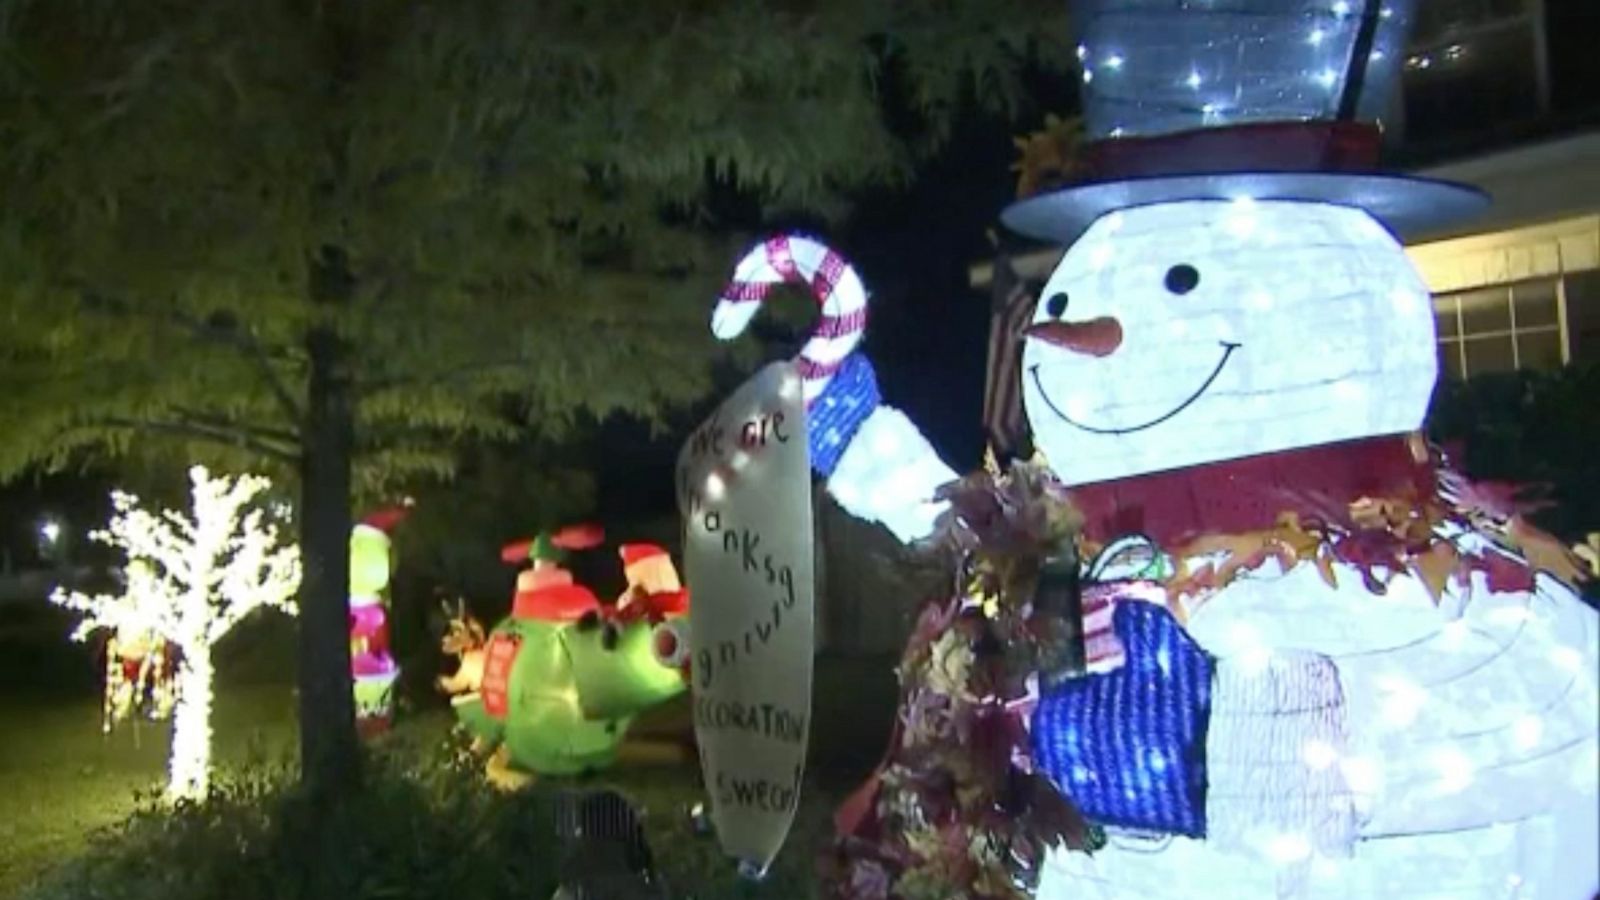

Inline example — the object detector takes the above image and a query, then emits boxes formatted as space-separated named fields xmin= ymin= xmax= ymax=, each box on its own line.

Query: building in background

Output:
xmin=974 ymin=0 xmax=1600 ymax=386
xmin=1399 ymin=0 xmax=1600 ymax=379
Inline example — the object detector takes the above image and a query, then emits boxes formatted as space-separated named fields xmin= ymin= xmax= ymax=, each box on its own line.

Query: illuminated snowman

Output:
xmin=1009 ymin=202 xmax=1600 ymax=900
xmin=712 ymin=2 xmax=1598 ymax=897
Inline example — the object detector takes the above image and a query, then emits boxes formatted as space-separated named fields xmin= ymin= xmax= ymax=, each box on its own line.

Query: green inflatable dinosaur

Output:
xmin=448 ymin=525 xmax=690 ymax=779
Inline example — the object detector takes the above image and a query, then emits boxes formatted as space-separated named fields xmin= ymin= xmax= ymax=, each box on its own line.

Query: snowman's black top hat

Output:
xmin=1002 ymin=0 xmax=1488 ymax=242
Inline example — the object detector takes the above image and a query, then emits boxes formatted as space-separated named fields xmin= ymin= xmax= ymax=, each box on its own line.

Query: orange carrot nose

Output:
xmin=1025 ymin=317 xmax=1124 ymax=357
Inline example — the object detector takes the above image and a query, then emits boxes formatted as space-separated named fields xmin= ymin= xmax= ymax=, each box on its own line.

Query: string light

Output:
xmin=1377 ymin=673 xmax=1428 ymax=728
xmin=1512 ymin=714 xmax=1544 ymax=751
xmin=1070 ymin=0 xmax=1417 ymax=138
xmin=50 ymin=467 xmax=300 ymax=802
xmin=1432 ymin=746 xmax=1476 ymax=795
xmin=1265 ymin=832 xmax=1313 ymax=865
xmin=1301 ymin=738 xmax=1340 ymax=771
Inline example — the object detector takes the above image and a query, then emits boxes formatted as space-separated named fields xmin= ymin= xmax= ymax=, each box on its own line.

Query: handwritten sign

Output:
xmin=676 ymin=361 xmax=814 ymax=875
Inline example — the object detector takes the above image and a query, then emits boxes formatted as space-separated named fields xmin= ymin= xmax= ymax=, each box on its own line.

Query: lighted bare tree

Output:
xmin=52 ymin=466 xmax=301 ymax=801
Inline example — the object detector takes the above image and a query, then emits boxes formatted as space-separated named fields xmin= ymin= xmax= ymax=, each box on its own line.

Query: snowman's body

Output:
xmin=804 ymin=198 xmax=1599 ymax=897
xmin=1039 ymin=547 xmax=1599 ymax=898
xmin=1020 ymin=199 xmax=1598 ymax=898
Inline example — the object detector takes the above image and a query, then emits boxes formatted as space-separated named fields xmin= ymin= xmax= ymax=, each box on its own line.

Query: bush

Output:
xmin=1429 ymin=363 xmax=1599 ymax=605
xmin=20 ymin=743 xmax=562 ymax=900
xmin=1428 ymin=363 xmax=1600 ymax=539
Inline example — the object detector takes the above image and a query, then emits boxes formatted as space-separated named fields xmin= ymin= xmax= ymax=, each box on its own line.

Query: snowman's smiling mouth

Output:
xmin=1029 ymin=341 xmax=1241 ymax=435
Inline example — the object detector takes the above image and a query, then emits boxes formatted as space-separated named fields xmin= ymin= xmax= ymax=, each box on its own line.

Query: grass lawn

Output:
xmin=0 ymin=605 xmax=899 ymax=899
xmin=0 ymin=682 xmax=299 ymax=898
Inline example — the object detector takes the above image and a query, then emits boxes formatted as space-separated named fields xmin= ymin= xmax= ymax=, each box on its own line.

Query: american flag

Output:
xmin=982 ymin=253 xmax=1037 ymax=462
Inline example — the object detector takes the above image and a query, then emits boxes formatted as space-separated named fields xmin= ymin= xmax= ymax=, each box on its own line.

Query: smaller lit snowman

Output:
xmin=710 ymin=1 xmax=1597 ymax=897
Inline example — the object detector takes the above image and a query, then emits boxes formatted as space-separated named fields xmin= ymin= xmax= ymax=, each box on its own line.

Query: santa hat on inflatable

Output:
xmin=615 ymin=543 xmax=689 ymax=623
xmin=619 ymin=543 xmax=683 ymax=592
xmin=357 ymin=499 xmax=414 ymax=537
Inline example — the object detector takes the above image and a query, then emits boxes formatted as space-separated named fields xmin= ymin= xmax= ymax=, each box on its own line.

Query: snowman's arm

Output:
xmin=806 ymin=353 xmax=957 ymax=544
xmin=1203 ymin=651 xmax=1362 ymax=857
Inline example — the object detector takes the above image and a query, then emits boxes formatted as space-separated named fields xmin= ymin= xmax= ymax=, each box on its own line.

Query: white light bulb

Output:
xmin=1551 ymin=645 xmax=1584 ymax=673
xmin=1432 ymin=746 xmax=1475 ymax=794
xmin=1264 ymin=833 xmax=1312 ymax=865
xmin=1340 ymin=754 xmax=1383 ymax=795
xmin=1228 ymin=622 xmax=1273 ymax=676
xmin=1512 ymin=714 xmax=1544 ymax=750
xmin=1380 ymin=6 xmax=1394 ymax=18
xmin=1238 ymin=646 xmax=1273 ymax=677
xmin=1332 ymin=379 xmax=1368 ymax=404
xmin=1186 ymin=70 xmax=1202 ymax=90
xmin=1390 ymin=285 xmax=1424 ymax=312
xmin=1301 ymin=739 xmax=1339 ymax=771
xmin=1488 ymin=605 xmax=1533 ymax=627
xmin=1316 ymin=68 xmax=1339 ymax=88
xmin=1378 ymin=674 xmax=1427 ymax=728
xmin=1076 ymin=44 xmax=1087 ymax=61
xmin=1083 ymin=70 xmax=1094 ymax=85
xmin=1308 ymin=28 xmax=1326 ymax=46
xmin=1332 ymin=1 xmax=1352 ymax=14
xmin=1370 ymin=49 xmax=1386 ymax=62
xmin=1224 ymin=200 xmax=1258 ymax=238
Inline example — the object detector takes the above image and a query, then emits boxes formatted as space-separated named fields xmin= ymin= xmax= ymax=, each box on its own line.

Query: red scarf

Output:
xmin=1068 ymin=434 xmax=1434 ymax=548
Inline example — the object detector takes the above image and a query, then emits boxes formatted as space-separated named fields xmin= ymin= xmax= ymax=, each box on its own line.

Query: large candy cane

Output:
xmin=712 ymin=233 xmax=956 ymax=545
xmin=713 ymin=235 xmax=869 ymax=407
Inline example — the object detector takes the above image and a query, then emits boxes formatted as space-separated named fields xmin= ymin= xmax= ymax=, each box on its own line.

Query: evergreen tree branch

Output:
xmin=170 ymin=407 xmax=302 ymax=445
xmin=76 ymin=291 xmax=305 ymax=424
xmin=74 ymin=415 xmax=299 ymax=463
xmin=361 ymin=357 xmax=532 ymax=394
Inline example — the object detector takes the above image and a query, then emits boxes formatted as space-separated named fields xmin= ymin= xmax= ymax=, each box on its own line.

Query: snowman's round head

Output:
xmin=1022 ymin=200 xmax=1436 ymax=486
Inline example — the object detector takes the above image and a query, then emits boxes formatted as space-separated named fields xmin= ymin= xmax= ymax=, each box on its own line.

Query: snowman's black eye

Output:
xmin=1045 ymin=292 xmax=1069 ymax=318
xmin=1164 ymin=264 xmax=1200 ymax=295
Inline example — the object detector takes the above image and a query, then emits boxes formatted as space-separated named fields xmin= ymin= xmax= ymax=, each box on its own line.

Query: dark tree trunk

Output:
xmin=296 ymin=253 xmax=362 ymax=795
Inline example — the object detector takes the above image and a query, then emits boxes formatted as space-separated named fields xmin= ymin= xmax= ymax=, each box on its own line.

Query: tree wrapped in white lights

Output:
xmin=52 ymin=466 xmax=300 ymax=801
